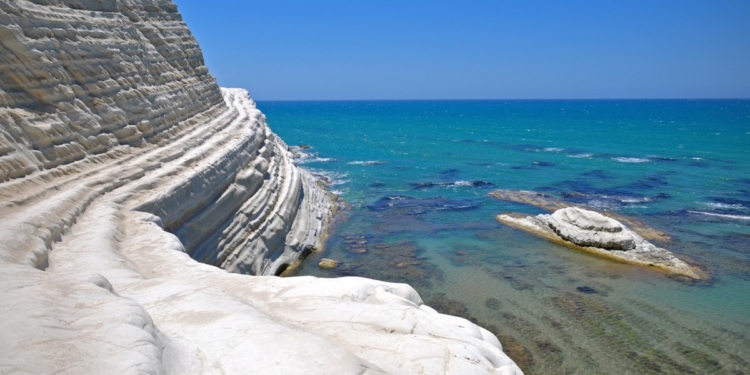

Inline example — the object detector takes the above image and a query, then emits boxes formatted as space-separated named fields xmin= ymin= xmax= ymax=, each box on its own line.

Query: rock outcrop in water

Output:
xmin=0 ymin=1 xmax=521 ymax=373
xmin=547 ymin=207 xmax=636 ymax=250
xmin=490 ymin=189 xmax=672 ymax=242
xmin=497 ymin=207 xmax=703 ymax=279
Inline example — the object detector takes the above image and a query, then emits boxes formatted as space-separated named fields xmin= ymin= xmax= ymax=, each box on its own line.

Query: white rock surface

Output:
xmin=0 ymin=1 xmax=522 ymax=374
xmin=497 ymin=207 xmax=702 ymax=279
xmin=547 ymin=207 xmax=636 ymax=250
xmin=0 ymin=0 xmax=326 ymax=276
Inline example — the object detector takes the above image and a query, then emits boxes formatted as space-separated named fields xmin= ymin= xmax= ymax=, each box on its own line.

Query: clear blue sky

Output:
xmin=173 ymin=0 xmax=750 ymax=100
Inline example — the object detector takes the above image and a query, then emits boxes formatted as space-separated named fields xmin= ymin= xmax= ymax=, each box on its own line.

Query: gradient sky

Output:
xmin=173 ymin=0 xmax=750 ymax=100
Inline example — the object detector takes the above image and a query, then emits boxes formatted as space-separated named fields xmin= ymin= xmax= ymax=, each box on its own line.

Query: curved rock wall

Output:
xmin=0 ymin=0 xmax=224 ymax=179
xmin=0 ymin=0 xmax=325 ymax=275
xmin=0 ymin=1 xmax=522 ymax=374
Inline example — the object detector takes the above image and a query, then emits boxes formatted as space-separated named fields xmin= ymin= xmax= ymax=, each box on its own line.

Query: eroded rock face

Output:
xmin=0 ymin=0 xmax=224 ymax=180
xmin=0 ymin=1 xmax=522 ymax=374
xmin=546 ymin=207 xmax=636 ymax=250
xmin=0 ymin=0 xmax=327 ymax=276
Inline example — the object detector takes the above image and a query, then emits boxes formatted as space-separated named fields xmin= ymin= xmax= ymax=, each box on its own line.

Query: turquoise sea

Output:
xmin=259 ymin=100 xmax=750 ymax=375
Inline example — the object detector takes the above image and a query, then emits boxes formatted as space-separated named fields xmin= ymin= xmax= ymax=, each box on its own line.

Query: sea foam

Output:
xmin=700 ymin=202 xmax=746 ymax=210
xmin=688 ymin=211 xmax=750 ymax=221
xmin=299 ymin=157 xmax=336 ymax=164
xmin=348 ymin=160 xmax=386 ymax=165
xmin=612 ymin=157 xmax=651 ymax=163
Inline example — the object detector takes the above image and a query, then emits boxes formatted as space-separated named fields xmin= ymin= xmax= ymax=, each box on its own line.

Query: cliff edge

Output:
xmin=0 ymin=1 xmax=522 ymax=374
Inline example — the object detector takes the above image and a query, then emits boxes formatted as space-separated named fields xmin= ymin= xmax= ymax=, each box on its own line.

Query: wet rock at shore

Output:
xmin=328 ymin=240 xmax=445 ymax=290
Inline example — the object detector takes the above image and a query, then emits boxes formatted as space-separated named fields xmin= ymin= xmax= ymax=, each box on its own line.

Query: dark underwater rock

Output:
xmin=439 ymin=169 xmax=461 ymax=180
xmin=367 ymin=195 xmax=481 ymax=214
xmin=532 ymin=161 xmax=556 ymax=167
xmin=580 ymin=170 xmax=615 ymax=180
xmin=576 ymin=286 xmax=598 ymax=294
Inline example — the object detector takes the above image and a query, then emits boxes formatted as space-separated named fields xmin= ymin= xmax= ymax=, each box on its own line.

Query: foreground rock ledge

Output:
xmin=497 ymin=207 xmax=704 ymax=280
xmin=0 ymin=1 xmax=521 ymax=373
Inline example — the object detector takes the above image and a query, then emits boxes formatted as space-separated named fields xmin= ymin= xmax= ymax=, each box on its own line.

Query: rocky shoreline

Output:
xmin=0 ymin=1 xmax=521 ymax=373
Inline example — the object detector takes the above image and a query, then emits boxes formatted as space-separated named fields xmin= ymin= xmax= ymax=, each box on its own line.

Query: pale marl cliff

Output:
xmin=0 ymin=0 xmax=325 ymax=275
xmin=0 ymin=1 xmax=522 ymax=374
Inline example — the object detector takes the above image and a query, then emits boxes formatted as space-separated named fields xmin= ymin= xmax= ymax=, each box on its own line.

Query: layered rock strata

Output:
xmin=0 ymin=1 xmax=522 ymax=374
xmin=0 ymin=0 xmax=325 ymax=276
xmin=497 ymin=207 xmax=703 ymax=279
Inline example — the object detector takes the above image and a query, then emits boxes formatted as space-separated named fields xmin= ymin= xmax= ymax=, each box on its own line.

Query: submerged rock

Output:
xmin=532 ymin=161 xmax=556 ymax=167
xmin=367 ymin=195 xmax=481 ymax=214
xmin=347 ymin=247 xmax=368 ymax=254
xmin=576 ymin=286 xmax=598 ymax=294
xmin=497 ymin=207 xmax=704 ymax=279
xmin=318 ymin=258 xmax=341 ymax=269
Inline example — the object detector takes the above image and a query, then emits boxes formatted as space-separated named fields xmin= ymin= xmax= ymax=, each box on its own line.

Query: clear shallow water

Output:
xmin=258 ymin=100 xmax=750 ymax=375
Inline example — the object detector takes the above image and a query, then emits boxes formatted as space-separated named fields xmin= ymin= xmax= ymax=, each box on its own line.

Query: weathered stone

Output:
xmin=546 ymin=207 xmax=636 ymax=250
xmin=497 ymin=207 xmax=704 ymax=279
xmin=347 ymin=247 xmax=367 ymax=254
xmin=318 ymin=258 xmax=341 ymax=269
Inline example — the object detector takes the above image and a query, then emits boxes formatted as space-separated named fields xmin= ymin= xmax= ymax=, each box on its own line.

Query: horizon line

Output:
xmin=251 ymin=97 xmax=750 ymax=102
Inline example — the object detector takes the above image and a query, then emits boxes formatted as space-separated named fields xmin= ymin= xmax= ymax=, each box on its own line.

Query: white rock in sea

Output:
xmin=0 ymin=1 xmax=522 ymax=374
xmin=546 ymin=207 xmax=636 ymax=250
xmin=498 ymin=207 xmax=703 ymax=279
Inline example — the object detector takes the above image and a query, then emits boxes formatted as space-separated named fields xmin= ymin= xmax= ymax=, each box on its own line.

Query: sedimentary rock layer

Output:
xmin=0 ymin=1 xmax=522 ymax=373
xmin=0 ymin=0 xmax=325 ymax=275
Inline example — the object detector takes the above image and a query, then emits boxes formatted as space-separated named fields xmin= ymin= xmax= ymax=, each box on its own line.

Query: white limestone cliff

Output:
xmin=0 ymin=1 xmax=522 ymax=374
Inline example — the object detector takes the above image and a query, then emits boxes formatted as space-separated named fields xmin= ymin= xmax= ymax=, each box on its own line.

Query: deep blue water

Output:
xmin=258 ymin=99 xmax=750 ymax=374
